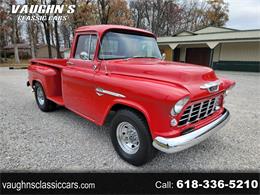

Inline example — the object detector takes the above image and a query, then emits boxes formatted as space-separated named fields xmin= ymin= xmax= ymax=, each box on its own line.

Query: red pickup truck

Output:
xmin=27 ymin=25 xmax=235 ymax=166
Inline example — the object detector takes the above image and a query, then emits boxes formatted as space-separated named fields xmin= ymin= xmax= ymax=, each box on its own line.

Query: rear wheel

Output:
xmin=34 ymin=82 xmax=56 ymax=112
xmin=111 ymin=109 xmax=155 ymax=166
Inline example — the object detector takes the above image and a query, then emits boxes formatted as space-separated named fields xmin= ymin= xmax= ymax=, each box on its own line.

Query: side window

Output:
xmin=74 ymin=35 xmax=90 ymax=59
xmin=89 ymin=35 xmax=97 ymax=60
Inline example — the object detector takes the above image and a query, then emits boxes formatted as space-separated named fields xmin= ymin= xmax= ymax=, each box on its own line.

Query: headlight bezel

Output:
xmin=170 ymin=96 xmax=190 ymax=116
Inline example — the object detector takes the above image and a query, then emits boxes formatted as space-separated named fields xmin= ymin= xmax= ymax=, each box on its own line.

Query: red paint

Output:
xmin=27 ymin=25 xmax=235 ymax=139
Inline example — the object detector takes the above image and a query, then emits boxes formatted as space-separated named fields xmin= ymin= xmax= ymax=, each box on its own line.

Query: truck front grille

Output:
xmin=178 ymin=96 xmax=219 ymax=126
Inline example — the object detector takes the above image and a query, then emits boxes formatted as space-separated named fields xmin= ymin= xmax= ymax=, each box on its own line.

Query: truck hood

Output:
xmin=108 ymin=59 xmax=223 ymax=100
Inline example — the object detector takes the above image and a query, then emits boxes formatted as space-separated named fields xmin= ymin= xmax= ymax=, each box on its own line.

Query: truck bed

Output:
xmin=28 ymin=58 xmax=68 ymax=106
xmin=30 ymin=58 xmax=68 ymax=69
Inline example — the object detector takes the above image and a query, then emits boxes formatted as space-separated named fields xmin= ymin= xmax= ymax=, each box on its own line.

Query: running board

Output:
xmin=48 ymin=96 xmax=64 ymax=106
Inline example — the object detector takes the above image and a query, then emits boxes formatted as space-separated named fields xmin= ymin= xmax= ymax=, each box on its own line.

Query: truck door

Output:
xmin=62 ymin=33 xmax=98 ymax=121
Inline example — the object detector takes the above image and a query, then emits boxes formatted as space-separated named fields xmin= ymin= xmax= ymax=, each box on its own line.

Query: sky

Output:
xmin=225 ymin=0 xmax=260 ymax=30
xmin=15 ymin=0 xmax=260 ymax=30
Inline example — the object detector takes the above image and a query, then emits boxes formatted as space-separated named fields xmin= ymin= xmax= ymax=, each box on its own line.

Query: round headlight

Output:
xmin=171 ymin=96 xmax=189 ymax=115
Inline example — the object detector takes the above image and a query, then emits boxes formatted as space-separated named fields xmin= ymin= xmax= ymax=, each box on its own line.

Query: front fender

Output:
xmin=103 ymin=98 xmax=152 ymax=127
xmin=95 ymin=73 xmax=190 ymax=138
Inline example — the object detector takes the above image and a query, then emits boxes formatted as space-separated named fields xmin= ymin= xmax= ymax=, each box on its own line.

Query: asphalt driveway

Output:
xmin=0 ymin=67 xmax=259 ymax=171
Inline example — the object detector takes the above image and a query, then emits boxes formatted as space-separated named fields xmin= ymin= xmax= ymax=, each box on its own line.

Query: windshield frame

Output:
xmin=98 ymin=30 xmax=162 ymax=60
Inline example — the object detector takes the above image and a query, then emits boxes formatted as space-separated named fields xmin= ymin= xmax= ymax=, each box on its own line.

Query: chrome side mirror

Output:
xmin=162 ymin=53 xmax=166 ymax=60
xmin=80 ymin=51 xmax=89 ymax=60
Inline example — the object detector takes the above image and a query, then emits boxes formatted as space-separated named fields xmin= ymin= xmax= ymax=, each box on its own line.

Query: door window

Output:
xmin=74 ymin=34 xmax=97 ymax=60
xmin=74 ymin=35 xmax=90 ymax=59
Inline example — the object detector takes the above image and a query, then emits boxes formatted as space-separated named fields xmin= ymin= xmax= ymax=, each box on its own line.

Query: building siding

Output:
xmin=36 ymin=46 xmax=57 ymax=58
xmin=159 ymin=45 xmax=172 ymax=61
xmin=212 ymin=44 xmax=221 ymax=62
xmin=219 ymin=42 xmax=260 ymax=61
xmin=158 ymin=27 xmax=260 ymax=72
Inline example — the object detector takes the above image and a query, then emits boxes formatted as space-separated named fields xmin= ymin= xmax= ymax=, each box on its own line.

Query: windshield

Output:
xmin=99 ymin=31 xmax=162 ymax=60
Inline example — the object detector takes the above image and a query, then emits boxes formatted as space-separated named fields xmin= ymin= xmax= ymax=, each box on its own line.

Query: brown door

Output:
xmin=185 ymin=48 xmax=210 ymax=66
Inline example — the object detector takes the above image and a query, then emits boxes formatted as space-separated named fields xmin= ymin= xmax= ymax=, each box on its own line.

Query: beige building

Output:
xmin=36 ymin=44 xmax=57 ymax=58
xmin=3 ymin=44 xmax=58 ymax=58
xmin=158 ymin=26 xmax=260 ymax=72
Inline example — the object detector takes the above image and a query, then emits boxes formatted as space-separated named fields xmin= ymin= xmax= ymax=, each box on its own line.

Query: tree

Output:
xmin=25 ymin=0 xmax=38 ymax=59
xmin=97 ymin=0 xmax=110 ymax=24
xmin=0 ymin=0 xmax=9 ymax=62
xmin=0 ymin=0 xmax=22 ymax=63
xmin=96 ymin=0 xmax=133 ymax=25
xmin=8 ymin=0 xmax=20 ymax=63
xmin=130 ymin=0 xmax=183 ymax=36
xmin=206 ymin=0 xmax=229 ymax=27
xmin=130 ymin=0 xmax=146 ymax=28
xmin=51 ymin=0 xmax=63 ymax=58
xmin=130 ymin=0 xmax=229 ymax=36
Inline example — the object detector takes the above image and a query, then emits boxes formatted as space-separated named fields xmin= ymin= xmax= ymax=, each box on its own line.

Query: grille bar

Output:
xmin=178 ymin=96 xmax=219 ymax=126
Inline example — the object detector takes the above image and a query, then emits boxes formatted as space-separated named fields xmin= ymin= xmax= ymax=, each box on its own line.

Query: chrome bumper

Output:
xmin=152 ymin=109 xmax=230 ymax=153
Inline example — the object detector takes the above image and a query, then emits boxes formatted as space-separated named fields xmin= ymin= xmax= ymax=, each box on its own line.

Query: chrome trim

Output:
xmin=187 ymin=105 xmax=194 ymax=122
xmin=153 ymin=109 xmax=230 ymax=153
xmin=200 ymin=80 xmax=221 ymax=93
xmin=95 ymin=88 xmax=125 ymax=98
xmin=179 ymin=96 xmax=219 ymax=126
xmin=66 ymin=61 xmax=74 ymax=65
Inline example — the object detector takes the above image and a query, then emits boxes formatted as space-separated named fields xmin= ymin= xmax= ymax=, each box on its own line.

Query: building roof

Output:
xmin=173 ymin=30 xmax=197 ymax=36
xmin=158 ymin=27 xmax=260 ymax=44
xmin=194 ymin=26 xmax=238 ymax=34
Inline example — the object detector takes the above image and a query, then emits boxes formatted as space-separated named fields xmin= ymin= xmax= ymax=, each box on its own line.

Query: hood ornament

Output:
xmin=200 ymin=80 xmax=221 ymax=93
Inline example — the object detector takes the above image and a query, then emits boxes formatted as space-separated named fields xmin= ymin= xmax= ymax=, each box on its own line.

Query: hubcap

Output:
xmin=36 ymin=86 xmax=45 ymax=105
xmin=116 ymin=122 xmax=140 ymax=154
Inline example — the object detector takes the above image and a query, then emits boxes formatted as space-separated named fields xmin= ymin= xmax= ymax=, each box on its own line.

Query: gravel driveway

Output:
xmin=0 ymin=67 xmax=259 ymax=171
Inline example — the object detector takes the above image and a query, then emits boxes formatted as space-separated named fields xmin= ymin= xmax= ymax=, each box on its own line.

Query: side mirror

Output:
xmin=80 ymin=51 xmax=89 ymax=60
xmin=162 ymin=53 xmax=166 ymax=60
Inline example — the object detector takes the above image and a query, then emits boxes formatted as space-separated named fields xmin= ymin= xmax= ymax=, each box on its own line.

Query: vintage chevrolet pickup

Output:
xmin=27 ymin=25 xmax=235 ymax=166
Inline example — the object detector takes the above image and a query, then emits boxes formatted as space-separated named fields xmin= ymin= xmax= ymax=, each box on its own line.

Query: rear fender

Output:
xmin=28 ymin=64 xmax=62 ymax=98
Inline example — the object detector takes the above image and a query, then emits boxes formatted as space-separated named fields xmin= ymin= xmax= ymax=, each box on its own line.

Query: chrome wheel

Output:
xmin=116 ymin=122 xmax=140 ymax=154
xmin=36 ymin=86 xmax=45 ymax=106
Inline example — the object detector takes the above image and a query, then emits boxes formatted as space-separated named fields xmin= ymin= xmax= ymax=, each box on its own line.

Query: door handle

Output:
xmin=66 ymin=61 xmax=74 ymax=65
xmin=92 ymin=64 xmax=97 ymax=70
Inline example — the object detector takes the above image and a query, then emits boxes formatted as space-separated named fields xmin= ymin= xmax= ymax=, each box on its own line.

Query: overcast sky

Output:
xmin=225 ymin=0 xmax=260 ymax=30
xmin=16 ymin=0 xmax=260 ymax=30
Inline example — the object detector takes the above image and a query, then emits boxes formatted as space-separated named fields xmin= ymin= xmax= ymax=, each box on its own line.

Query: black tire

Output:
xmin=110 ymin=109 xmax=155 ymax=166
xmin=34 ymin=82 xmax=56 ymax=112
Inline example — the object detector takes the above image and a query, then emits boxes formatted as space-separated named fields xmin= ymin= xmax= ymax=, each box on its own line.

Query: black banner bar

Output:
xmin=1 ymin=173 xmax=259 ymax=194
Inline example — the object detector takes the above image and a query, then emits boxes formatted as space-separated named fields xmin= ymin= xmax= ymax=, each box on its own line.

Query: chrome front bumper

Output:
xmin=152 ymin=109 xmax=230 ymax=153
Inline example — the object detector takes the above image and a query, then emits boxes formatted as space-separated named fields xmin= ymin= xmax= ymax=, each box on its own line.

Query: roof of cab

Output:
xmin=75 ymin=25 xmax=155 ymax=37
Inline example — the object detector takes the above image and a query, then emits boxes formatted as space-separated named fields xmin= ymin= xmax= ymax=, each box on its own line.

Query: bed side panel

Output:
xmin=28 ymin=64 xmax=62 ymax=98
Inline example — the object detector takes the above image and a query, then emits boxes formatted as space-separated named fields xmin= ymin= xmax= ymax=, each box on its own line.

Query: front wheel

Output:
xmin=110 ymin=109 xmax=155 ymax=166
xmin=34 ymin=82 xmax=56 ymax=112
